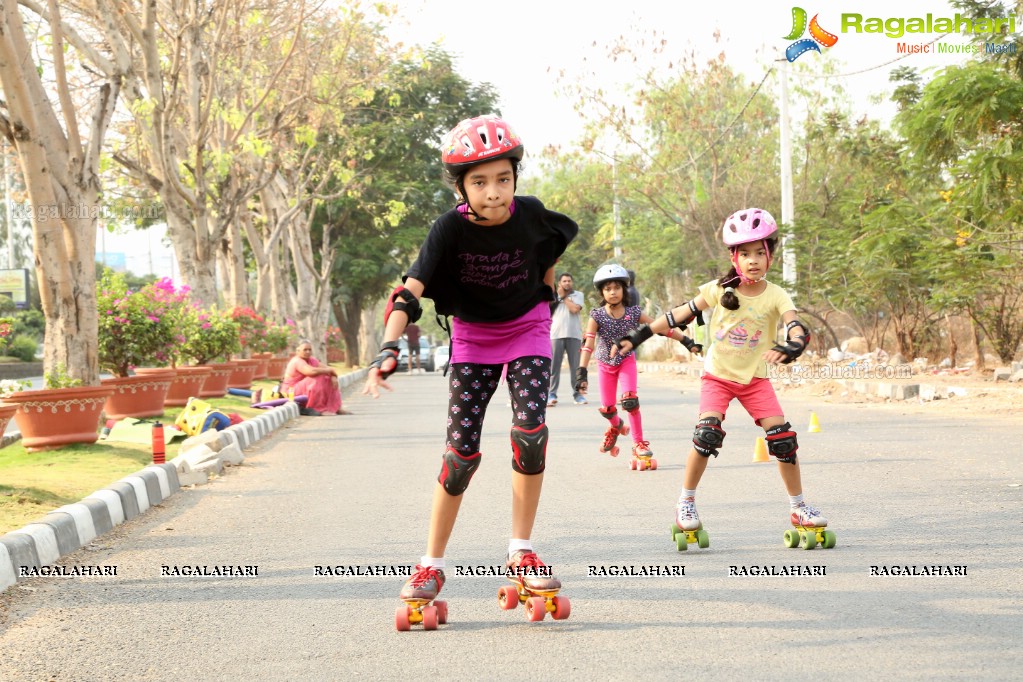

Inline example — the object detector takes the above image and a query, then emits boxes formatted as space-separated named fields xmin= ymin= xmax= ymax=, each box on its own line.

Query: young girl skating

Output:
xmin=363 ymin=115 xmax=578 ymax=628
xmin=615 ymin=208 xmax=833 ymax=549
xmin=575 ymin=264 xmax=700 ymax=470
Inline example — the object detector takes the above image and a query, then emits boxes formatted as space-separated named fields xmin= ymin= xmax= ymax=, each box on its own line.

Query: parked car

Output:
xmin=397 ymin=337 xmax=433 ymax=372
xmin=433 ymin=345 xmax=450 ymax=373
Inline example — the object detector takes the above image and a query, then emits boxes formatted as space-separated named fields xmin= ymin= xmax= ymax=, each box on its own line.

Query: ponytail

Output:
xmin=717 ymin=269 xmax=742 ymax=310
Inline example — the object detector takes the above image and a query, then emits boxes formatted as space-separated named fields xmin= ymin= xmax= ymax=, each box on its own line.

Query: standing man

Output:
xmin=549 ymin=273 xmax=587 ymax=406
xmin=405 ymin=322 xmax=421 ymax=374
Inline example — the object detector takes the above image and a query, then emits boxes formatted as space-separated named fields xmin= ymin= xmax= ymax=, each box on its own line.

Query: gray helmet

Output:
xmin=593 ymin=263 xmax=630 ymax=289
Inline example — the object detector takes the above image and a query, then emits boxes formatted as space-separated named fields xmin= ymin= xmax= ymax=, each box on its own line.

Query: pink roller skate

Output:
xmin=395 ymin=564 xmax=448 ymax=631
xmin=497 ymin=550 xmax=570 ymax=623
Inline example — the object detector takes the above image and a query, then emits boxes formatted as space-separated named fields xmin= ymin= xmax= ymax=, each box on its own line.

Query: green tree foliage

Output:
xmin=896 ymin=60 xmax=1023 ymax=362
xmin=557 ymin=47 xmax=780 ymax=307
xmin=312 ymin=46 xmax=500 ymax=362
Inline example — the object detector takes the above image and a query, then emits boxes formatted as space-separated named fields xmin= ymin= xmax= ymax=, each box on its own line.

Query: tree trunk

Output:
xmin=970 ymin=314 xmax=985 ymax=370
xmin=945 ymin=314 xmax=958 ymax=369
xmin=335 ymin=298 xmax=364 ymax=369
xmin=0 ymin=0 xmax=119 ymax=384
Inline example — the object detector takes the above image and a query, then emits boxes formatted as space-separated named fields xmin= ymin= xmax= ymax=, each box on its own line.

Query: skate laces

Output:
xmin=511 ymin=551 xmax=546 ymax=571
xmin=602 ymin=429 xmax=619 ymax=449
xmin=408 ymin=564 xmax=438 ymax=587
xmin=677 ymin=497 xmax=698 ymax=519
xmin=794 ymin=503 xmax=822 ymax=520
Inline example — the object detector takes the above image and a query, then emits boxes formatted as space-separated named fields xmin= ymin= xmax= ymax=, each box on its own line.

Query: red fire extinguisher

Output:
xmin=152 ymin=422 xmax=166 ymax=464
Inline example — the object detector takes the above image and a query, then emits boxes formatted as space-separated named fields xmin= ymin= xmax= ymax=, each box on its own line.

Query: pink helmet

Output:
xmin=721 ymin=208 xmax=778 ymax=247
xmin=442 ymin=115 xmax=524 ymax=172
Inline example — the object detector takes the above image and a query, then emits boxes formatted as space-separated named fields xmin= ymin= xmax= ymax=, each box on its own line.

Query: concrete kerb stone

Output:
xmin=0 ymin=374 xmax=328 ymax=592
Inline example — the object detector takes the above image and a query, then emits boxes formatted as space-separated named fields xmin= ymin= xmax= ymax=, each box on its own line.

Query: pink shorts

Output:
xmin=698 ymin=373 xmax=783 ymax=425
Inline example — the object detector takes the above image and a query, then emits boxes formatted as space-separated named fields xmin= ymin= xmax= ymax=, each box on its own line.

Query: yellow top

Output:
xmin=698 ymin=279 xmax=795 ymax=384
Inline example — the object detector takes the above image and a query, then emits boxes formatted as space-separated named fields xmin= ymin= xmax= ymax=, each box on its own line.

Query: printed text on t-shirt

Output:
xmin=458 ymin=250 xmax=529 ymax=289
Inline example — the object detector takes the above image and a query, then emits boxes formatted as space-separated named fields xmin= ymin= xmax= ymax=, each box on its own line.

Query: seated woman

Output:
xmin=283 ymin=340 xmax=346 ymax=415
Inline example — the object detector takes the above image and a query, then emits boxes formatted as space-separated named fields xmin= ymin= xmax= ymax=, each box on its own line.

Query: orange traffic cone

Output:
xmin=753 ymin=436 xmax=769 ymax=462
xmin=808 ymin=412 xmax=822 ymax=433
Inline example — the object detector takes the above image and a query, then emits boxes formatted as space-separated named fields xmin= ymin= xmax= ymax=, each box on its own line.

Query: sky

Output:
xmin=104 ymin=0 xmax=1006 ymax=277
xmin=387 ymin=0 xmax=978 ymax=160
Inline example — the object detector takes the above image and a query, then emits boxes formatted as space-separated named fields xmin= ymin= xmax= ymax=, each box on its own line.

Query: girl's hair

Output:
xmin=296 ymin=338 xmax=313 ymax=349
xmin=599 ymin=279 xmax=632 ymax=307
xmin=443 ymin=159 xmax=522 ymax=204
xmin=717 ymin=238 xmax=778 ymax=310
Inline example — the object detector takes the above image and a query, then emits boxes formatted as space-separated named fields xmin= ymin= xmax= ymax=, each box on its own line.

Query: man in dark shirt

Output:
xmin=405 ymin=323 xmax=421 ymax=373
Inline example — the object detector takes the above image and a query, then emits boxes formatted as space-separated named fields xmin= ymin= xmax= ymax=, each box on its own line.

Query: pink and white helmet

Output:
xmin=721 ymin=208 xmax=778 ymax=247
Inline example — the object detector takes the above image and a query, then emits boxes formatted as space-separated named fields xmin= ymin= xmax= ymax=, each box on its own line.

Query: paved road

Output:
xmin=0 ymin=367 xmax=1020 ymax=680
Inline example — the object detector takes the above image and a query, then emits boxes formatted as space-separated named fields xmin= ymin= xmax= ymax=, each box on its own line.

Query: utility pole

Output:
xmin=612 ymin=152 xmax=622 ymax=260
xmin=778 ymin=58 xmax=796 ymax=288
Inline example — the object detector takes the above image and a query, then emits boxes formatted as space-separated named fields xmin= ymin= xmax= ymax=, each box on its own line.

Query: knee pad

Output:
xmin=621 ymin=392 xmax=640 ymax=413
xmin=598 ymin=406 xmax=619 ymax=421
xmin=766 ymin=422 xmax=798 ymax=463
xmin=510 ymin=424 xmax=548 ymax=475
xmin=693 ymin=417 xmax=726 ymax=457
xmin=438 ymin=448 xmax=482 ymax=495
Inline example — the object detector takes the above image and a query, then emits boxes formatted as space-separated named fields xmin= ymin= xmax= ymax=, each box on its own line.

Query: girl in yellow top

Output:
xmin=615 ymin=208 xmax=832 ymax=548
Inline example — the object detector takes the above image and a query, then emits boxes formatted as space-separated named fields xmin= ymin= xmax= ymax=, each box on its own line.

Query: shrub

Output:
xmin=8 ymin=335 xmax=37 ymax=362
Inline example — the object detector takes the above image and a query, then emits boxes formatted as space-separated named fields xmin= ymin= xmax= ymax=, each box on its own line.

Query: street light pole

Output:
xmin=779 ymin=58 xmax=796 ymax=288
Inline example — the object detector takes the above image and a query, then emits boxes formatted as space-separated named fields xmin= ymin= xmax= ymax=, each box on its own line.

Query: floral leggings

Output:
xmin=446 ymin=356 xmax=550 ymax=454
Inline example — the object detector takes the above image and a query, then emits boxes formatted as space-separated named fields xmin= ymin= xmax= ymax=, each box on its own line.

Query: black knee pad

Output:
xmin=438 ymin=448 xmax=482 ymax=495
xmin=766 ymin=422 xmax=798 ymax=463
xmin=621 ymin=392 xmax=640 ymax=413
xmin=598 ymin=406 xmax=619 ymax=421
xmin=693 ymin=417 xmax=725 ymax=457
xmin=510 ymin=424 xmax=548 ymax=475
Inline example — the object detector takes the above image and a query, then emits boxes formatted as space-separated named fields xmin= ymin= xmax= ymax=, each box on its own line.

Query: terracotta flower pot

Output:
xmin=6 ymin=385 xmax=116 ymax=452
xmin=226 ymin=359 xmax=260 ymax=389
xmin=0 ymin=403 xmax=18 ymax=439
xmin=146 ymin=366 xmax=209 ymax=407
xmin=101 ymin=371 xmax=176 ymax=420
xmin=199 ymin=361 xmax=236 ymax=398
xmin=249 ymin=353 xmax=272 ymax=380
xmin=266 ymin=356 xmax=289 ymax=381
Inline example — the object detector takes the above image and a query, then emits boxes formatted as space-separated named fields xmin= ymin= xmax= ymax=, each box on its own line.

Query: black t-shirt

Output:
xmin=406 ymin=196 xmax=578 ymax=323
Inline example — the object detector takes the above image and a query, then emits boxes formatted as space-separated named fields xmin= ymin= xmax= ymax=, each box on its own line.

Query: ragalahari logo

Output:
xmin=784 ymin=7 xmax=838 ymax=61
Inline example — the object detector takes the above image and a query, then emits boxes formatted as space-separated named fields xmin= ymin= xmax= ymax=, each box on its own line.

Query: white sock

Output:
xmin=420 ymin=556 xmax=445 ymax=569
xmin=789 ymin=494 xmax=804 ymax=509
xmin=681 ymin=489 xmax=697 ymax=500
xmin=508 ymin=538 xmax=533 ymax=556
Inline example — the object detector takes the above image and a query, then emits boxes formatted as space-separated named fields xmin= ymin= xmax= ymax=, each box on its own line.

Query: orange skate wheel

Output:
xmin=498 ymin=585 xmax=519 ymax=610
xmin=395 ymin=605 xmax=412 ymax=631
xmin=525 ymin=596 xmax=547 ymax=622
xmin=610 ymin=446 xmax=620 ymax=457
xmin=629 ymin=458 xmax=636 ymax=470
xmin=650 ymin=458 xmax=658 ymax=470
xmin=551 ymin=595 xmax=571 ymax=620
xmin=422 ymin=604 xmax=439 ymax=630
xmin=435 ymin=600 xmax=448 ymax=624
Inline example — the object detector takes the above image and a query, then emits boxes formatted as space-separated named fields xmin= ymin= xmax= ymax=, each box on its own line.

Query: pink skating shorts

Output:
xmin=698 ymin=372 xmax=783 ymax=425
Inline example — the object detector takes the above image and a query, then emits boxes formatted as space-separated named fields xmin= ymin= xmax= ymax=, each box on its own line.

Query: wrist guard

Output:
xmin=574 ymin=366 xmax=588 ymax=392
xmin=615 ymin=323 xmax=654 ymax=353
xmin=370 ymin=341 xmax=400 ymax=378
xmin=681 ymin=336 xmax=703 ymax=355
xmin=772 ymin=321 xmax=811 ymax=364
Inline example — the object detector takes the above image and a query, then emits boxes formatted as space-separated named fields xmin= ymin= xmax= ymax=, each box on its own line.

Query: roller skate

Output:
xmin=497 ymin=550 xmax=571 ymax=622
xmin=629 ymin=441 xmax=657 ymax=471
xmin=395 ymin=564 xmax=448 ymax=631
xmin=670 ymin=497 xmax=709 ymax=551
xmin=598 ymin=406 xmax=629 ymax=457
xmin=784 ymin=502 xmax=836 ymax=550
